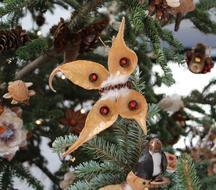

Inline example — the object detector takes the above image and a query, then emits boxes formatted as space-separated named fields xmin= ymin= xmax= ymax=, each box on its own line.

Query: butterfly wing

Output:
xmin=49 ymin=60 xmax=109 ymax=92
xmin=63 ymin=98 xmax=118 ymax=157
xmin=117 ymin=90 xmax=148 ymax=134
xmin=108 ymin=17 xmax=138 ymax=76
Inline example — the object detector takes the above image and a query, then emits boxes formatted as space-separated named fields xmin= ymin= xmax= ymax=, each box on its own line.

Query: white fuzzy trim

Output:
xmin=100 ymin=75 xmax=129 ymax=88
xmin=100 ymin=87 xmax=130 ymax=100
xmin=124 ymin=184 xmax=133 ymax=190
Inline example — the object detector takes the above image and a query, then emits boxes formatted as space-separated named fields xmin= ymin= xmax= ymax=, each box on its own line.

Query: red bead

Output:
xmin=0 ymin=126 xmax=6 ymax=134
xmin=119 ymin=57 xmax=130 ymax=67
xmin=89 ymin=73 xmax=98 ymax=82
xmin=128 ymin=100 xmax=138 ymax=110
xmin=100 ymin=106 xmax=109 ymax=116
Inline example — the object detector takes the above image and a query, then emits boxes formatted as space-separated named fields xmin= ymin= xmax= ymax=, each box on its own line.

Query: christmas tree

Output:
xmin=0 ymin=0 xmax=216 ymax=189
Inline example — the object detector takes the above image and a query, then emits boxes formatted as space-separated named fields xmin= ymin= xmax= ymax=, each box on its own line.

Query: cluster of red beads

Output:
xmin=99 ymin=81 xmax=132 ymax=94
xmin=202 ymin=58 xmax=214 ymax=74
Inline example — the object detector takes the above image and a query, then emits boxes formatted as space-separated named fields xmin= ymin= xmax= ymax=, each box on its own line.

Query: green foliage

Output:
xmin=0 ymin=0 xmax=36 ymax=17
xmin=172 ymin=154 xmax=201 ymax=190
xmin=52 ymin=134 xmax=78 ymax=154
xmin=0 ymin=159 xmax=43 ymax=190
xmin=16 ymin=38 xmax=49 ymax=60
xmin=197 ymin=0 xmax=216 ymax=11
xmin=0 ymin=0 xmax=216 ymax=189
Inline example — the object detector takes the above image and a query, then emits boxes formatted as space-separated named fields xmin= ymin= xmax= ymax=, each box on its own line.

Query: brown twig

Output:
xmin=15 ymin=0 xmax=104 ymax=79
xmin=15 ymin=48 xmax=59 ymax=79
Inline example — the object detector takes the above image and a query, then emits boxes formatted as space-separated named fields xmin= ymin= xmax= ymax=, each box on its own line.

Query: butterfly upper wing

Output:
xmin=49 ymin=60 xmax=109 ymax=92
xmin=117 ymin=90 xmax=148 ymax=134
xmin=108 ymin=17 xmax=138 ymax=76
xmin=63 ymin=98 xmax=118 ymax=157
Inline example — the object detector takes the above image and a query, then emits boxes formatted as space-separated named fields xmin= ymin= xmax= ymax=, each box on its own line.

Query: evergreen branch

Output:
xmin=74 ymin=161 xmax=121 ymax=179
xmin=82 ymin=136 xmax=127 ymax=165
xmin=0 ymin=0 xmax=37 ymax=17
xmin=89 ymin=173 xmax=124 ymax=189
xmin=130 ymin=70 xmax=146 ymax=94
xmin=69 ymin=173 xmax=125 ymax=190
xmin=113 ymin=120 xmax=147 ymax=167
xmin=173 ymin=154 xmax=201 ymax=190
xmin=129 ymin=4 xmax=175 ymax=85
xmin=155 ymin=22 xmax=183 ymax=50
xmin=197 ymin=0 xmax=216 ymax=11
xmin=187 ymin=9 xmax=216 ymax=34
xmin=12 ymin=163 xmax=43 ymax=190
xmin=64 ymin=0 xmax=80 ymax=9
xmin=16 ymin=38 xmax=49 ymax=61
xmin=52 ymin=134 xmax=78 ymax=154
xmin=68 ymin=0 xmax=104 ymax=31
xmin=1 ymin=165 xmax=13 ymax=190
xmin=163 ymin=48 xmax=185 ymax=64
xmin=15 ymin=48 xmax=60 ymax=79
xmin=69 ymin=180 xmax=91 ymax=190
xmin=147 ymin=103 xmax=160 ymax=123
xmin=15 ymin=0 xmax=102 ymax=79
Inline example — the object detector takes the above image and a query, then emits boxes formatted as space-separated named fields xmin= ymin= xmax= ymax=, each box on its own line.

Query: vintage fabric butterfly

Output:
xmin=49 ymin=18 xmax=148 ymax=157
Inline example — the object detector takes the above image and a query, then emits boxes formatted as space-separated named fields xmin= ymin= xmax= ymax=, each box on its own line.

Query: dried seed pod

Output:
xmin=3 ymin=80 xmax=35 ymax=104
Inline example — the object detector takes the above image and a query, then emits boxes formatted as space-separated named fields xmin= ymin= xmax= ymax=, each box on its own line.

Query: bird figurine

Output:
xmin=133 ymin=138 xmax=167 ymax=181
xmin=100 ymin=140 xmax=173 ymax=190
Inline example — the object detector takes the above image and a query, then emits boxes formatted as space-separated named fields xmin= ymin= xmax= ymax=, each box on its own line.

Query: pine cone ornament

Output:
xmin=186 ymin=43 xmax=214 ymax=74
xmin=148 ymin=0 xmax=174 ymax=24
xmin=59 ymin=109 xmax=87 ymax=134
xmin=171 ymin=109 xmax=187 ymax=128
xmin=36 ymin=13 xmax=45 ymax=27
xmin=50 ymin=17 xmax=109 ymax=55
xmin=50 ymin=18 xmax=71 ymax=53
xmin=79 ymin=17 xmax=109 ymax=53
xmin=0 ymin=26 xmax=30 ymax=53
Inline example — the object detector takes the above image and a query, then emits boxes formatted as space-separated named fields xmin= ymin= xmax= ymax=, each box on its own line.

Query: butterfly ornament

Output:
xmin=49 ymin=18 xmax=148 ymax=157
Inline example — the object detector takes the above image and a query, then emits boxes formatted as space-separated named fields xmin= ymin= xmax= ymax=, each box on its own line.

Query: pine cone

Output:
xmin=0 ymin=26 xmax=30 ymax=53
xmin=36 ymin=13 xmax=45 ymax=27
xmin=79 ymin=17 xmax=109 ymax=53
xmin=50 ymin=18 xmax=71 ymax=53
xmin=148 ymin=0 xmax=174 ymax=24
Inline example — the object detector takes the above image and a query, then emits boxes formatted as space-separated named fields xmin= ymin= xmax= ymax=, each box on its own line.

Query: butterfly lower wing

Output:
xmin=63 ymin=98 xmax=118 ymax=157
xmin=49 ymin=60 xmax=109 ymax=92
xmin=117 ymin=90 xmax=148 ymax=134
xmin=108 ymin=17 xmax=138 ymax=76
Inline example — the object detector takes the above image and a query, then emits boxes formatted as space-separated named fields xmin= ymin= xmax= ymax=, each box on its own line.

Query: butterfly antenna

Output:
xmin=99 ymin=37 xmax=110 ymax=48
xmin=49 ymin=67 xmax=61 ymax=92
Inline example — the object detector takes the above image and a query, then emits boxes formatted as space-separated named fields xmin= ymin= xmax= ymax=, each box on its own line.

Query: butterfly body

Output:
xmin=49 ymin=18 xmax=148 ymax=157
xmin=100 ymin=75 xmax=131 ymax=100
